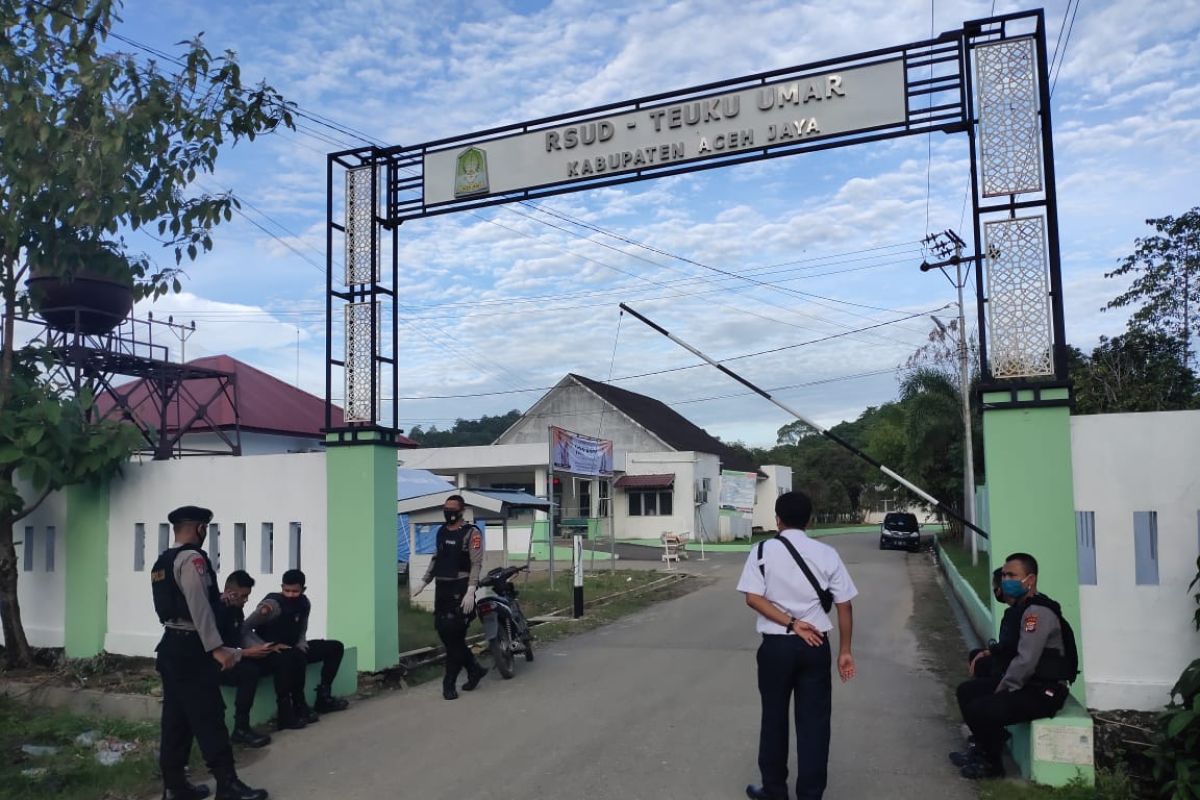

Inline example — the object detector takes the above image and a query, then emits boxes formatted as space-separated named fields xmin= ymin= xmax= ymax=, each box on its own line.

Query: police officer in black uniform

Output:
xmin=950 ymin=552 xmax=1077 ymax=779
xmin=151 ymin=506 xmax=268 ymax=800
xmin=242 ymin=569 xmax=349 ymax=723
xmin=414 ymin=494 xmax=487 ymax=700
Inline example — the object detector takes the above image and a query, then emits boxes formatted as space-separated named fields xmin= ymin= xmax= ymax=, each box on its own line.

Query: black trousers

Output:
xmin=434 ymin=578 xmax=480 ymax=685
xmin=301 ymin=639 xmax=345 ymax=688
xmin=957 ymin=676 xmax=1067 ymax=762
xmin=220 ymin=652 xmax=299 ymax=725
xmin=156 ymin=630 xmax=235 ymax=788
xmin=756 ymin=634 xmax=832 ymax=800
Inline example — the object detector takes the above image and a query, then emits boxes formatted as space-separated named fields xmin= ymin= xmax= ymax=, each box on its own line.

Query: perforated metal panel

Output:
xmin=344 ymin=301 xmax=377 ymax=423
xmin=976 ymin=38 xmax=1044 ymax=197
xmin=985 ymin=216 xmax=1054 ymax=378
xmin=344 ymin=166 xmax=378 ymax=285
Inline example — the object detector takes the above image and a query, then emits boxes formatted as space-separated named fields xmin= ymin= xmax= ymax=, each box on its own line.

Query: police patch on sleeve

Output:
xmin=1023 ymin=613 xmax=1038 ymax=633
xmin=470 ymin=532 xmax=482 ymax=550
xmin=257 ymin=603 xmax=272 ymax=617
xmin=192 ymin=557 xmax=207 ymax=575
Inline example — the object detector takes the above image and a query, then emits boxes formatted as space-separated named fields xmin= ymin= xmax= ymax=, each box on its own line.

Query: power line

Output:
xmin=1050 ymin=0 xmax=1081 ymax=97
xmin=388 ymin=305 xmax=943 ymax=401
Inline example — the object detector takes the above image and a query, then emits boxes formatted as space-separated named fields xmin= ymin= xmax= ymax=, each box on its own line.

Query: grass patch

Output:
xmin=526 ymin=571 xmax=703 ymax=645
xmin=398 ymin=591 xmax=444 ymax=653
xmin=940 ymin=535 xmax=991 ymax=605
xmin=0 ymin=695 xmax=164 ymax=800
xmin=978 ymin=769 xmax=1139 ymax=800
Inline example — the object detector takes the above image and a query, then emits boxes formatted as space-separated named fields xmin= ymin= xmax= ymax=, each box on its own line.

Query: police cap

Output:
xmin=167 ymin=505 xmax=213 ymax=526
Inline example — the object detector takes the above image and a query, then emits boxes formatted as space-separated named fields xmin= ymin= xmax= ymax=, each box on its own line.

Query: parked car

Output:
xmin=879 ymin=512 xmax=921 ymax=551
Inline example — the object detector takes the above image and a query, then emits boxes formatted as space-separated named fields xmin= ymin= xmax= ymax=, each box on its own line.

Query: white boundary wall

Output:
xmin=2 ymin=484 xmax=68 ymax=647
xmin=105 ymin=453 xmax=329 ymax=657
xmin=1072 ymin=411 xmax=1200 ymax=711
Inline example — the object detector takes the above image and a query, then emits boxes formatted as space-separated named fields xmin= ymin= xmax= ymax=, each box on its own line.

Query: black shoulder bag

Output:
xmin=758 ymin=536 xmax=835 ymax=613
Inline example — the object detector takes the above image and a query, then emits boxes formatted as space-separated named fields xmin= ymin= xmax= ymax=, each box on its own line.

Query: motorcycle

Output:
xmin=475 ymin=564 xmax=534 ymax=678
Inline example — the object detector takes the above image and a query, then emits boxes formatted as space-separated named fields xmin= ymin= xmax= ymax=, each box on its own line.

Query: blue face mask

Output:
xmin=1000 ymin=578 xmax=1028 ymax=600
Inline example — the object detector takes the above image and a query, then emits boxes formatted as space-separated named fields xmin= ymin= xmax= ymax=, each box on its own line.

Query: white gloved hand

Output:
xmin=460 ymin=586 xmax=476 ymax=614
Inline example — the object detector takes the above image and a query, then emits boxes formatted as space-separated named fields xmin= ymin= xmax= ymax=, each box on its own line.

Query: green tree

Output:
xmin=1070 ymin=331 xmax=1198 ymax=414
xmin=1106 ymin=207 xmax=1200 ymax=368
xmin=407 ymin=410 xmax=522 ymax=447
xmin=896 ymin=368 xmax=966 ymax=524
xmin=0 ymin=0 xmax=294 ymax=665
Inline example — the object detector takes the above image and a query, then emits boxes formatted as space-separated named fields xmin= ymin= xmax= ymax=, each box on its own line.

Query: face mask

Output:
xmin=443 ymin=509 xmax=460 ymax=523
xmin=1000 ymin=578 xmax=1028 ymax=600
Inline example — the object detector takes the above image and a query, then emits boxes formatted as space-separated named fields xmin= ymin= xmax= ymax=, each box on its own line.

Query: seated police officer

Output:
xmin=242 ymin=569 xmax=349 ymax=723
xmin=950 ymin=552 xmax=1078 ymax=779
xmin=151 ymin=506 xmax=267 ymax=800
xmin=216 ymin=570 xmax=301 ymax=747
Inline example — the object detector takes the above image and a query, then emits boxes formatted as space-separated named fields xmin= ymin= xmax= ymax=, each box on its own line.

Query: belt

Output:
xmin=762 ymin=631 xmax=829 ymax=639
xmin=163 ymin=626 xmax=199 ymax=635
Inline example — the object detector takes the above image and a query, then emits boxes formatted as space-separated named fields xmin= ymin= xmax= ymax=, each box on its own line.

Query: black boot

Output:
xmin=948 ymin=745 xmax=979 ymax=767
xmin=214 ymin=774 xmax=268 ymax=800
xmin=442 ymin=672 xmax=459 ymax=700
xmin=163 ymin=780 xmax=211 ymax=800
xmin=230 ymin=721 xmax=271 ymax=748
xmin=313 ymin=685 xmax=348 ymax=713
xmin=960 ymin=753 xmax=1005 ymax=780
xmin=274 ymin=699 xmax=306 ymax=731
xmin=461 ymin=663 xmax=488 ymax=691
xmin=292 ymin=694 xmax=320 ymax=724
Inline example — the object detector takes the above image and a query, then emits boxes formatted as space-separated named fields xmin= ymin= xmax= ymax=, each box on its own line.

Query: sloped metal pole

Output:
xmin=618 ymin=303 xmax=989 ymax=541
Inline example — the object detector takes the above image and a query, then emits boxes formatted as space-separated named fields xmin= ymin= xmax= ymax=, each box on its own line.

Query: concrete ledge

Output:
xmin=1008 ymin=695 xmax=1095 ymax=787
xmin=0 ymin=680 xmax=159 ymax=722
xmin=220 ymin=645 xmax=358 ymax=729
xmin=935 ymin=540 xmax=992 ymax=642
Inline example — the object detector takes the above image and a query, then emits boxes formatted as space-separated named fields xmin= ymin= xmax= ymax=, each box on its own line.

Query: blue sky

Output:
xmin=90 ymin=0 xmax=1200 ymax=446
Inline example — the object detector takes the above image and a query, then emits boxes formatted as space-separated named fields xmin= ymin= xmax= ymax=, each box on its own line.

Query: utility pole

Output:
xmin=920 ymin=230 xmax=978 ymax=565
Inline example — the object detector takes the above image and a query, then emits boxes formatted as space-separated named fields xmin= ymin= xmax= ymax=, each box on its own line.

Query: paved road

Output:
xmin=238 ymin=534 xmax=976 ymax=800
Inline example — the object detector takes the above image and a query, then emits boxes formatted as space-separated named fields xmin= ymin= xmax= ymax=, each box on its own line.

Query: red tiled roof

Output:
xmin=96 ymin=354 xmax=418 ymax=446
xmin=613 ymin=473 xmax=675 ymax=489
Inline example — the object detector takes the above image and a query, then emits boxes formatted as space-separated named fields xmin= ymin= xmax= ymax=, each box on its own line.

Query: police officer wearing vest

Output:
xmin=950 ymin=552 xmax=1076 ymax=779
xmin=241 ymin=569 xmax=349 ymax=723
xmin=737 ymin=491 xmax=859 ymax=800
xmin=414 ymin=493 xmax=487 ymax=700
xmin=151 ymin=506 xmax=268 ymax=800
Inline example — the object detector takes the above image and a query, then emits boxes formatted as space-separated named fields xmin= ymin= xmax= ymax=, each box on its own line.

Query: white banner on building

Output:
xmin=551 ymin=426 xmax=614 ymax=477
xmin=719 ymin=470 xmax=758 ymax=513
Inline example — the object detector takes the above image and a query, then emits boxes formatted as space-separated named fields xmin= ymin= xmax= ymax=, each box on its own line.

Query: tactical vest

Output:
xmin=991 ymin=603 xmax=1022 ymax=673
xmin=254 ymin=593 xmax=311 ymax=646
xmin=431 ymin=524 xmax=476 ymax=579
xmin=1027 ymin=594 xmax=1080 ymax=684
xmin=216 ymin=600 xmax=245 ymax=648
xmin=151 ymin=543 xmax=221 ymax=625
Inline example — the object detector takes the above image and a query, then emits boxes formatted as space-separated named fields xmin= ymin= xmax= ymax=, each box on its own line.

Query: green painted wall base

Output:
xmin=1008 ymin=696 xmax=1095 ymax=787
xmin=64 ymin=482 xmax=110 ymax=658
xmin=326 ymin=441 xmax=398 ymax=672
xmin=936 ymin=540 xmax=992 ymax=643
xmin=983 ymin=388 xmax=1093 ymax=786
xmin=221 ymin=646 xmax=357 ymax=729
xmin=981 ymin=389 xmax=1086 ymax=706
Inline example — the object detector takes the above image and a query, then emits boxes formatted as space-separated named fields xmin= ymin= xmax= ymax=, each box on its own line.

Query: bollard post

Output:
xmin=572 ymin=534 xmax=584 ymax=619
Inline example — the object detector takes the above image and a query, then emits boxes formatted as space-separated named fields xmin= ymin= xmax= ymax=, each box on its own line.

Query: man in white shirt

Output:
xmin=737 ymin=491 xmax=858 ymax=800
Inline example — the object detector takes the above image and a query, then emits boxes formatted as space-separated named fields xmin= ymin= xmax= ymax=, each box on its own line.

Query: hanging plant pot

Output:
xmin=27 ymin=242 xmax=135 ymax=335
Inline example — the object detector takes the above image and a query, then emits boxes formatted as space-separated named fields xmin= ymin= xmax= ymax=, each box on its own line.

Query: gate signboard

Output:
xmin=422 ymin=60 xmax=906 ymax=206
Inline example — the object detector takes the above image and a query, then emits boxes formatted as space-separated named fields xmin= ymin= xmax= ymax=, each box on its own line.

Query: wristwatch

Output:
xmin=787 ymin=616 xmax=797 ymax=633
